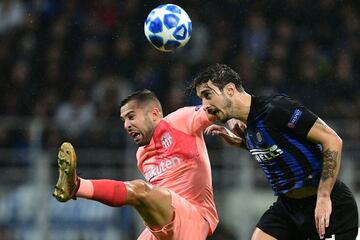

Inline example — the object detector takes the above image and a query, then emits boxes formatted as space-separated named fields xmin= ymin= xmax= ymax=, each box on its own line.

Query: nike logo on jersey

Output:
xmin=250 ymin=145 xmax=284 ymax=162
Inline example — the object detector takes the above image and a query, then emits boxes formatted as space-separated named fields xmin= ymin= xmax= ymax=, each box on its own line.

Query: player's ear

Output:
xmin=151 ymin=107 xmax=162 ymax=120
xmin=225 ymin=83 xmax=236 ymax=97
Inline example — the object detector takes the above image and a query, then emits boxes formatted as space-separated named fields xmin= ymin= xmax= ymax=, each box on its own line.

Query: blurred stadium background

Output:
xmin=0 ymin=0 xmax=359 ymax=239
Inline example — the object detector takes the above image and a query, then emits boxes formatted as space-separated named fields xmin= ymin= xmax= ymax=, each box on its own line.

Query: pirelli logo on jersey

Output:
xmin=250 ymin=145 xmax=284 ymax=162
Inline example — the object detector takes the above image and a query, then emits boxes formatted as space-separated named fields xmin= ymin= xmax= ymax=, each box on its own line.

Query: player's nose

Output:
xmin=202 ymin=100 xmax=211 ymax=111
xmin=124 ymin=120 xmax=132 ymax=130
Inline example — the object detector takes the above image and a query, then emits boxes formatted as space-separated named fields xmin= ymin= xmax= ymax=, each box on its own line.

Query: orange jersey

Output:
xmin=136 ymin=106 xmax=219 ymax=234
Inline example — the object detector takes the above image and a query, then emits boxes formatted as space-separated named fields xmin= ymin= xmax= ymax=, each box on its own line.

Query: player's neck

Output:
xmin=232 ymin=92 xmax=251 ymax=124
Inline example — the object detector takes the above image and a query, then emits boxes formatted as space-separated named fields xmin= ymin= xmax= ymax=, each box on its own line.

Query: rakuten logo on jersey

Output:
xmin=144 ymin=157 xmax=182 ymax=181
xmin=250 ymin=145 xmax=284 ymax=162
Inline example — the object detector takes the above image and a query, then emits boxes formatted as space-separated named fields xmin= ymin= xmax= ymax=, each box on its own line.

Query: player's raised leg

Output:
xmin=53 ymin=142 xmax=174 ymax=230
xmin=53 ymin=142 xmax=80 ymax=202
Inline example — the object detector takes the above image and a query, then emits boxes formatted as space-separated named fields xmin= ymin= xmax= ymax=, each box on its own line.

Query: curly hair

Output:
xmin=191 ymin=63 xmax=244 ymax=92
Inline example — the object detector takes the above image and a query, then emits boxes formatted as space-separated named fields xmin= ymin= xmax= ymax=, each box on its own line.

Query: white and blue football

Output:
xmin=144 ymin=4 xmax=192 ymax=52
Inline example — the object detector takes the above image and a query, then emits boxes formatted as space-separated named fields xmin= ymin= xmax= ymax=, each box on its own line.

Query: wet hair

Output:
xmin=191 ymin=63 xmax=244 ymax=92
xmin=120 ymin=89 xmax=163 ymax=114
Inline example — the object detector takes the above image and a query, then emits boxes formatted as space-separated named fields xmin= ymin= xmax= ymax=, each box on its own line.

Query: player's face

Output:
xmin=196 ymin=81 xmax=233 ymax=122
xmin=120 ymin=101 xmax=156 ymax=146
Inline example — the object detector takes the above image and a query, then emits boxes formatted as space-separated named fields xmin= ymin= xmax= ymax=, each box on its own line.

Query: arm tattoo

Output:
xmin=321 ymin=148 xmax=338 ymax=181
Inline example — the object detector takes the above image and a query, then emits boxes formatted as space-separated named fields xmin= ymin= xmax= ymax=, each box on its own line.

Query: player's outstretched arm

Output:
xmin=306 ymin=118 xmax=343 ymax=239
xmin=205 ymin=119 xmax=246 ymax=148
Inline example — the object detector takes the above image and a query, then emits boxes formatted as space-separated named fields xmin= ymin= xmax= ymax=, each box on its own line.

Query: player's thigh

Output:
xmin=145 ymin=190 xmax=209 ymax=240
xmin=323 ymin=180 xmax=359 ymax=239
xmin=251 ymin=228 xmax=277 ymax=240
xmin=304 ymin=227 xmax=358 ymax=240
xmin=255 ymin=197 xmax=297 ymax=239
xmin=127 ymin=180 xmax=174 ymax=229
xmin=331 ymin=227 xmax=358 ymax=240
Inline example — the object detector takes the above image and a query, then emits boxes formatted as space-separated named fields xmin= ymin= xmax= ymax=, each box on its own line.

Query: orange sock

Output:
xmin=76 ymin=179 xmax=128 ymax=207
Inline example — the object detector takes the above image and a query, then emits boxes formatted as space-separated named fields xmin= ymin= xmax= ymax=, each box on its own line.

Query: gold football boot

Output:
xmin=53 ymin=142 xmax=80 ymax=202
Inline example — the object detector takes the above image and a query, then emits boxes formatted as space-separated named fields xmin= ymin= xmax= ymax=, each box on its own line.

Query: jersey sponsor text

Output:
xmin=144 ymin=157 xmax=182 ymax=181
xmin=250 ymin=145 xmax=284 ymax=162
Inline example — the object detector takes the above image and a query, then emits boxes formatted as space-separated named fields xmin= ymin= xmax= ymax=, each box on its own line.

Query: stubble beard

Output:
xmin=220 ymin=95 xmax=232 ymax=123
xmin=139 ymin=117 xmax=156 ymax=146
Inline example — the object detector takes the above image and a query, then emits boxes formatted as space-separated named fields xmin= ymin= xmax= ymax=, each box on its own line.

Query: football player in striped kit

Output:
xmin=194 ymin=63 xmax=358 ymax=240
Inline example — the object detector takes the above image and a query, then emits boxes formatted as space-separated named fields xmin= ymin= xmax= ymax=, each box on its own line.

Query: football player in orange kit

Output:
xmin=53 ymin=89 xmax=219 ymax=240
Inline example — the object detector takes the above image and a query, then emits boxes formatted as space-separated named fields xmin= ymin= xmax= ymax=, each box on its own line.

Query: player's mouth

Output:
xmin=208 ymin=108 xmax=221 ymax=117
xmin=129 ymin=131 xmax=142 ymax=143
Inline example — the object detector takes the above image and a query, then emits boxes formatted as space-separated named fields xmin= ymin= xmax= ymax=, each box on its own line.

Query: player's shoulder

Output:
xmin=250 ymin=94 xmax=300 ymax=121
xmin=258 ymin=94 xmax=300 ymax=109
xmin=266 ymin=93 xmax=292 ymax=103
xmin=165 ymin=106 xmax=200 ymax=119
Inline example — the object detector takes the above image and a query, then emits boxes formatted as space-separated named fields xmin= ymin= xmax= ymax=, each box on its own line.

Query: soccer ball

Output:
xmin=144 ymin=4 xmax=192 ymax=52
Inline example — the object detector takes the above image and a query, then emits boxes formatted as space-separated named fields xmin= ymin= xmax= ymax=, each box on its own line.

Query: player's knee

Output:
xmin=126 ymin=179 xmax=154 ymax=206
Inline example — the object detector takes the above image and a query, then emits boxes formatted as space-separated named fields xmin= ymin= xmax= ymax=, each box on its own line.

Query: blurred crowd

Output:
xmin=0 ymin=0 xmax=359 ymax=150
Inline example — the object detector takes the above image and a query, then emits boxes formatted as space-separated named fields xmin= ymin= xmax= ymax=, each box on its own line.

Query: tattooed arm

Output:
xmin=307 ymin=118 xmax=343 ymax=239
xmin=307 ymin=118 xmax=342 ymax=195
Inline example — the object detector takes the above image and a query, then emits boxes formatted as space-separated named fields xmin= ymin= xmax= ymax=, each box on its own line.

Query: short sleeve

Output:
xmin=164 ymin=106 xmax=213 ymax=135
xmin=267 ymin=95 xmax=318 ymax=137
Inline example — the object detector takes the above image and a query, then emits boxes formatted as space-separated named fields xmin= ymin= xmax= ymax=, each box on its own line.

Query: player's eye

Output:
xmin=127 ymin=114 xmax=135 ymax=120
xmin=204 ymin=92 xmax=211 ymax=99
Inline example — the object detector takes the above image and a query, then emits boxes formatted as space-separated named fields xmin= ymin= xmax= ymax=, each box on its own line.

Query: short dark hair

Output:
xmin=191 ymin=63 xmax=244 ymax=91
xmin=120 ymin=89 xmax=162 ymax=113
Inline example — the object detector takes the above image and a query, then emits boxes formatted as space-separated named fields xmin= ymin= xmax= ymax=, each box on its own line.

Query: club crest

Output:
xmin=256 ymin=131 xmax=263 ymax=143
xmin=161 ymin=132 xmax=173 ymax=148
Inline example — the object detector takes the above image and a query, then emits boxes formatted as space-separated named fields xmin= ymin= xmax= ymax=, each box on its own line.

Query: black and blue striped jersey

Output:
xmin=245 ymin=94 xmax=322 ymax=195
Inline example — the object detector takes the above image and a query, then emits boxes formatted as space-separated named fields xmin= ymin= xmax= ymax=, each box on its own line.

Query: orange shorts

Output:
xmin=137 ymin=190 xmax=210 ymax=240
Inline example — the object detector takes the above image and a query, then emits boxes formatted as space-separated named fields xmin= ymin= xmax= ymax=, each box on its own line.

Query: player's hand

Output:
xmin=205 ymin=124 xmax=244 ymax=147
xmin=226 ymin=119 xmax=246 ymax=139
xmin=315 ymin=196 xmax=332 ymax=239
